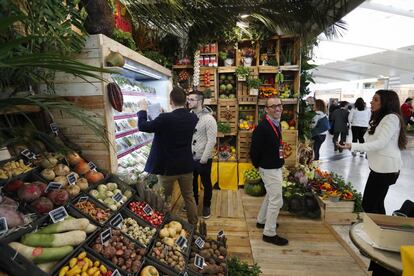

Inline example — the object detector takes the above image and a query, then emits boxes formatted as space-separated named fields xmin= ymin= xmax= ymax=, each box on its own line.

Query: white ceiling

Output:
xmin=311 ymin=0 xmax=414 ymax=84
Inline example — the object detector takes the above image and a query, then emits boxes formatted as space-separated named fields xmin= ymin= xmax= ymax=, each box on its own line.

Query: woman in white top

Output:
xmin=348 ymin=97 xmax=371 ymax=156
xmin=338 ymin=90 xmax=407 ymax=214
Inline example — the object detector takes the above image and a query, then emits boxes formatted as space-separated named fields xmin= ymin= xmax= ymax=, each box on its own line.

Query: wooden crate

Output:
xmin=315 ymin=195 xmax=360 ymax=225
xmin=218 ymin=99 xmax=238 ymax=134
xmin=237 ymin=81 xmax=257 ymax=104
xmin=238 ymin=131 xmax=252 ymax=162
xmin=198 ymin=67 xmax=217 ymax=100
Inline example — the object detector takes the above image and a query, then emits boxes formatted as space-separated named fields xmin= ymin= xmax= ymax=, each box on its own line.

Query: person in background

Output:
xmin=310 ymin=99 xmax=329 ymax=161
xmin=331 ymin=101 xmax=350 ymax=152
xmin=348 ymin=98 xmax=371 ymax=157
xmin=328 ymin=99 xmax=339 ymax=134
xmin=401 ymin=97 xmax=413 ymax=126
xmin=250 ymin=97 xmax=288 ymax=246
xmin=338 ymin=90 xmax=407 ymax=276
xmin=137 ymin=87 xmax=199 ymax=225
xmin=187 ymin=91 xmax=217 ymax=219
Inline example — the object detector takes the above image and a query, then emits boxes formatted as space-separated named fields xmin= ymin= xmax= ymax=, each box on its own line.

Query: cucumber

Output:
xmin=36 ymin=218 xmax=89 ymax=234
xmin=21 ymin=230 xmax=86 ymax=247
xmin=9 ymin=242 xmax=73 ymax=264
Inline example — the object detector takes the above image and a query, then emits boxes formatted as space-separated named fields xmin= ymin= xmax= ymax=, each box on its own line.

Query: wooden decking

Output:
xmin=171 ymin=188 xmax=368 ymax=275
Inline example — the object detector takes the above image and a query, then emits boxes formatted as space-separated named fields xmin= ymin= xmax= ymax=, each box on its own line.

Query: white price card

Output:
xmin=49 ymin=206 xmax=68 ymax=223
xmin=195 ymin=237 xmax=205 ymax=249
xmin=194 ymin=254 xmax=205 ymax=269
xmin=110 ymin=213 xmax=123 ymax=228
xmin=45 ymin=182 xmax=62 ymax=193
xmin=175 ymin=235 xmax=187 ymax=249
xmin=100 ymin=228 xmax=112 ymax=245
xmin=66 ymin=173 xmax=77 ymax=185
xmin=0 ymin=217 xmax=8 ymax=235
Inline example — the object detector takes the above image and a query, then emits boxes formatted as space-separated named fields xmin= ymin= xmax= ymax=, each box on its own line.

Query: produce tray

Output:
xmin=0 ymin=156 xmax=39 ymax=186
xmin=86 ymin=174 xmax=136 ymax=211
xmin=147 ymin=244 xmax=188 ymax=276
xmin=50 ymin=246 xmax=117 ymax=276
xmin=161 ymin=213 xmax=195 ymax=257
xmin=0 ymin=241 xmax=45 ymax=276
xmin=127 ymin=196 xmax=166 ymax=228
xmin=85 ymin=226 xmax=146 ymax=275
xmin=69 ymin=194 xmax=115 ymax=226
xmin=0 ymin=208 xmax=100 ymax=276
xmin=141 ymin=257 xmax=185 ymax=276
xmin=109 ymin=206 xmax=158 ymax=249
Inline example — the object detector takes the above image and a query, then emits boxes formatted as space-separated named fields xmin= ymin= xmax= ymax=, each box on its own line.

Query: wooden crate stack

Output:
xmin=237 ymin=131 xmax=252 ymax=162
xmin=218 ymin=99 xmax=238 ymax=135
xmin=198 ymin=67 xmax=217 ymax=103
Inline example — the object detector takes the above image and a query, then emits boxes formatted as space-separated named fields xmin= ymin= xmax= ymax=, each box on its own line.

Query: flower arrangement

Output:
xmin=259 ymin=87 xmax=277 ymax=98
xmin=242 ymin=47 xmax=255 ymax=58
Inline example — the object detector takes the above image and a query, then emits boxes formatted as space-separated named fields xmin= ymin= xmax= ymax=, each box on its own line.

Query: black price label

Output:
xmin=49 ymin=206 xmax=68 ymax=223
xmin=143 ymin=204 xmax=153 ymax=215
xmin=110 ymin=213 xmax=123 ymax=228
xmin=180 ymin=272 xmax=188 ymax=276
xmin=0 ymin=217 xmax=8 ymax=235
xmin=194 ymin=254 xmax=205 ymax=269
xmin=101 ymin=228 xmax=112 ymax=245
xmin=45 ymin=182 xmax=62 ymax=193
xmin=175 ymin=235 xmax=187 ymax=249
xmin=50 ymin=123 xmax=59 ymax=134
xmin=112 ymin=192 xmax=123 ymax=203
xmin=111 ymin=269 xmax=121 ymax=276
xmin=78 ymin=196 xmax=88 ymax=203
xmin=21 ymin=149 xmax=36 ymax=160
xmin=66 ymin=173 xmax=77 ymax=185
xmin=88 ymin=161 xmax=97 ymax=171
xmin=195 ymin=237 xmax=205 ymax=249
xmin=217 ymin=230 xmax=224 ymax=238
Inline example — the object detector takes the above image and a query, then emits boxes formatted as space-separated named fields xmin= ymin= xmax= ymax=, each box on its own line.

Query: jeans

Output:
xmin=312 ymin=134 xmax=326 ymax=160
xmin=362 ymin=170 xmax=400 ymax=214
xmin=351 ymin=126 xmax=367 ymax=144
xmin=257 ymin=167 xmax=283 ymax=236
xmin=158 ymin=173 xmax=198 ymax=225
xmin=192 ymin=159 xmax=213 ymax=207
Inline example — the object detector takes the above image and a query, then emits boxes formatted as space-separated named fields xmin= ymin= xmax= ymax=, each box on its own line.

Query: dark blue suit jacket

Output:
xmin=137 ymin=108 xmax=198 ymax=175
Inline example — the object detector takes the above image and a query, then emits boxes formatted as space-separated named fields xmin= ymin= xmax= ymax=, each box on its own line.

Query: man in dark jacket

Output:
xmin=331 ymin=101 xmax=349 ymax=152
xmin=137 ymin=87 xmax=198 ymax=225
xmin=250 ymin=97 xmax=288 ymax=246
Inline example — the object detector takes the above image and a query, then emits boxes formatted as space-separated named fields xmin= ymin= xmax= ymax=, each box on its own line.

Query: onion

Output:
xmin=75 ymin=161 xmax=90 ymax=175
xmin=85 ymin=170 xmax=104 ymax=184
xmin=53 ymin=164 xmax=70 ymax=176
xmin=67 ymin=152 xmax=84 ymax=166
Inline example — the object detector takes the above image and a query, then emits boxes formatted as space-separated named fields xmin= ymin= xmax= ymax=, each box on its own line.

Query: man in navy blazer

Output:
xmin=137 ymin=87 xmax=199 ymax=225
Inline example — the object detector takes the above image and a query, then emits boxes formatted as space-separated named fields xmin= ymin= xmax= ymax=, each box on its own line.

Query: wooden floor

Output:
xmin=171 ymin=188 xmax=368 ymax=276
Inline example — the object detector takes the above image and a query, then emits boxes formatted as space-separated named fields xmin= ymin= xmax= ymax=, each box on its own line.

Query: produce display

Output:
xmin=188 ymin=234 xmax=228 ymax=275
xmin=120 ymin=217 xmax=156 ymax=247
xmin=73 ymin=199 xmax=112 ymax=225
xmin=128 ymin=201 xmax=164 ymax=227
xmin=218 ymin=74 xmax=236 ymax=99
xmin=90 ymin=229 xmax=145 ymax=273
xmin=0 ymin=195 xmax=33 ymax=230
xmin=8 ymin=217 xmax=95 ymax=273
xmin=88 ymin=182 xmax=133 ymax=211
xmin=0 ymin=159 xmax=33 ymax=180
xmin=244 ymin=167 xmax=261 ymax=183
xmin=149 ymin=241 xmax=186 ymax=272
xmin=140 ymin=265 xmax=160 ymax=276
xmin=58 ymin=251 xmax=114 ymax=276
xmin=158 ymin=220 xmax=190 ymax=254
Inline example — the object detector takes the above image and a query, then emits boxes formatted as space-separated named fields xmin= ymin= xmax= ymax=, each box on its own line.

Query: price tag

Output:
xmin=175 ymin=235 xmax=187 ymax=249
xmin=194 ymin=254 xmax=205 ymax=269
xmin=66 ymin=173 xmax=77 ymax=185
xmin=100 ymin=228 xmax=112 ymax=245
xmin=21 ymin=149 xmax=36 ymax=160
xmin=110 ymin=213 xmax=123 ymax=228
xmin=77 ymin=196 xmax=88 ymax=203
xmin=217 ymin=230 xmax=224 ymax=238
xmin=45 ymin=182 xmax=62 ymax=193
xmin=180 ymin=272 xmax=188 ymax=276
xmin=50 ymin=123 xmax=59 ymax=135
xmin=112 ymin=192 xmax=123 ymax=203
xmin=49 ymin=206 xmax=68 ymax=223
xmin=143 ymin=204 xmax=153 ymax=215
xmin=88 ymin=161 xmax=97 ymax=171
xmin=111 ymin=269 xmax=121 ymax=276
xmin=0 ymin=217 xmax=8 ymax=235
xmin=195 ymin=237 xmax=205 ymax=249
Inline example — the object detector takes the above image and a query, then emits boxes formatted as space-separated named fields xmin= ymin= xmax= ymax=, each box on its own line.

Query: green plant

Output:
xmin=267 ymin=57 xmax=278 ymax=66
xmin=247 ymin=78 xmax=262 ymax=89
xmin=219 ymin=51 xmax=227 ymax=61
xmin=217 ymin=122 xmax=231 ymax=133
xmin=111 ymin=29 xmax=137 ymax=51
xmin=281 ymin=46 xmax=293 ymax=65
xmin=228 ymin=257 xmax=261 ymax=276
xmin=142 ymin=50 xmax=172 ymax=69
xmin=235 ymin=66 xmax=250 ymax=80
xmin=203 ymin=88 xmax=212 ymax=99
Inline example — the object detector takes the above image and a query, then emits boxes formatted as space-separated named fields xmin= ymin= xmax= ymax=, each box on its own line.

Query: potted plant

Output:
xmin=235 ymin=66 xmax=250 ymax=81
xmin=242 ymin=48 xmax=255 ymax=66
xmin=219 ymin=49 xmax=235 ymax=66
xmin=281 ymin=47 xmax=293 ymax=65
xmin=247 ymin=78 xmax=262 ymax=96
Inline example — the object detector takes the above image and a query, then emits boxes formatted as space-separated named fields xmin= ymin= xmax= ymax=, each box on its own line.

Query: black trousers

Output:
xmin=192 ymin=159 xmax=213 ymax=207
xmin=363 ymin=170 xmax=400 ymax=275
xmin=362 ymin=170 xmax=400 ymax=214
xmin=351 ymin=126 xmax=367 ymax=144
xmin=312 ymin=134 xmax=326 ymax=160
xmin=332 ymin=131 xmax=347 ymax=151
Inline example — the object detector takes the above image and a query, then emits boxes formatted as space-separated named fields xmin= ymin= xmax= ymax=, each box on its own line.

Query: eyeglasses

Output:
xmin=187 ymin=98 xmax=200 ymax=102
xmin=266 ymin=104 xmax=283 ymax=109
